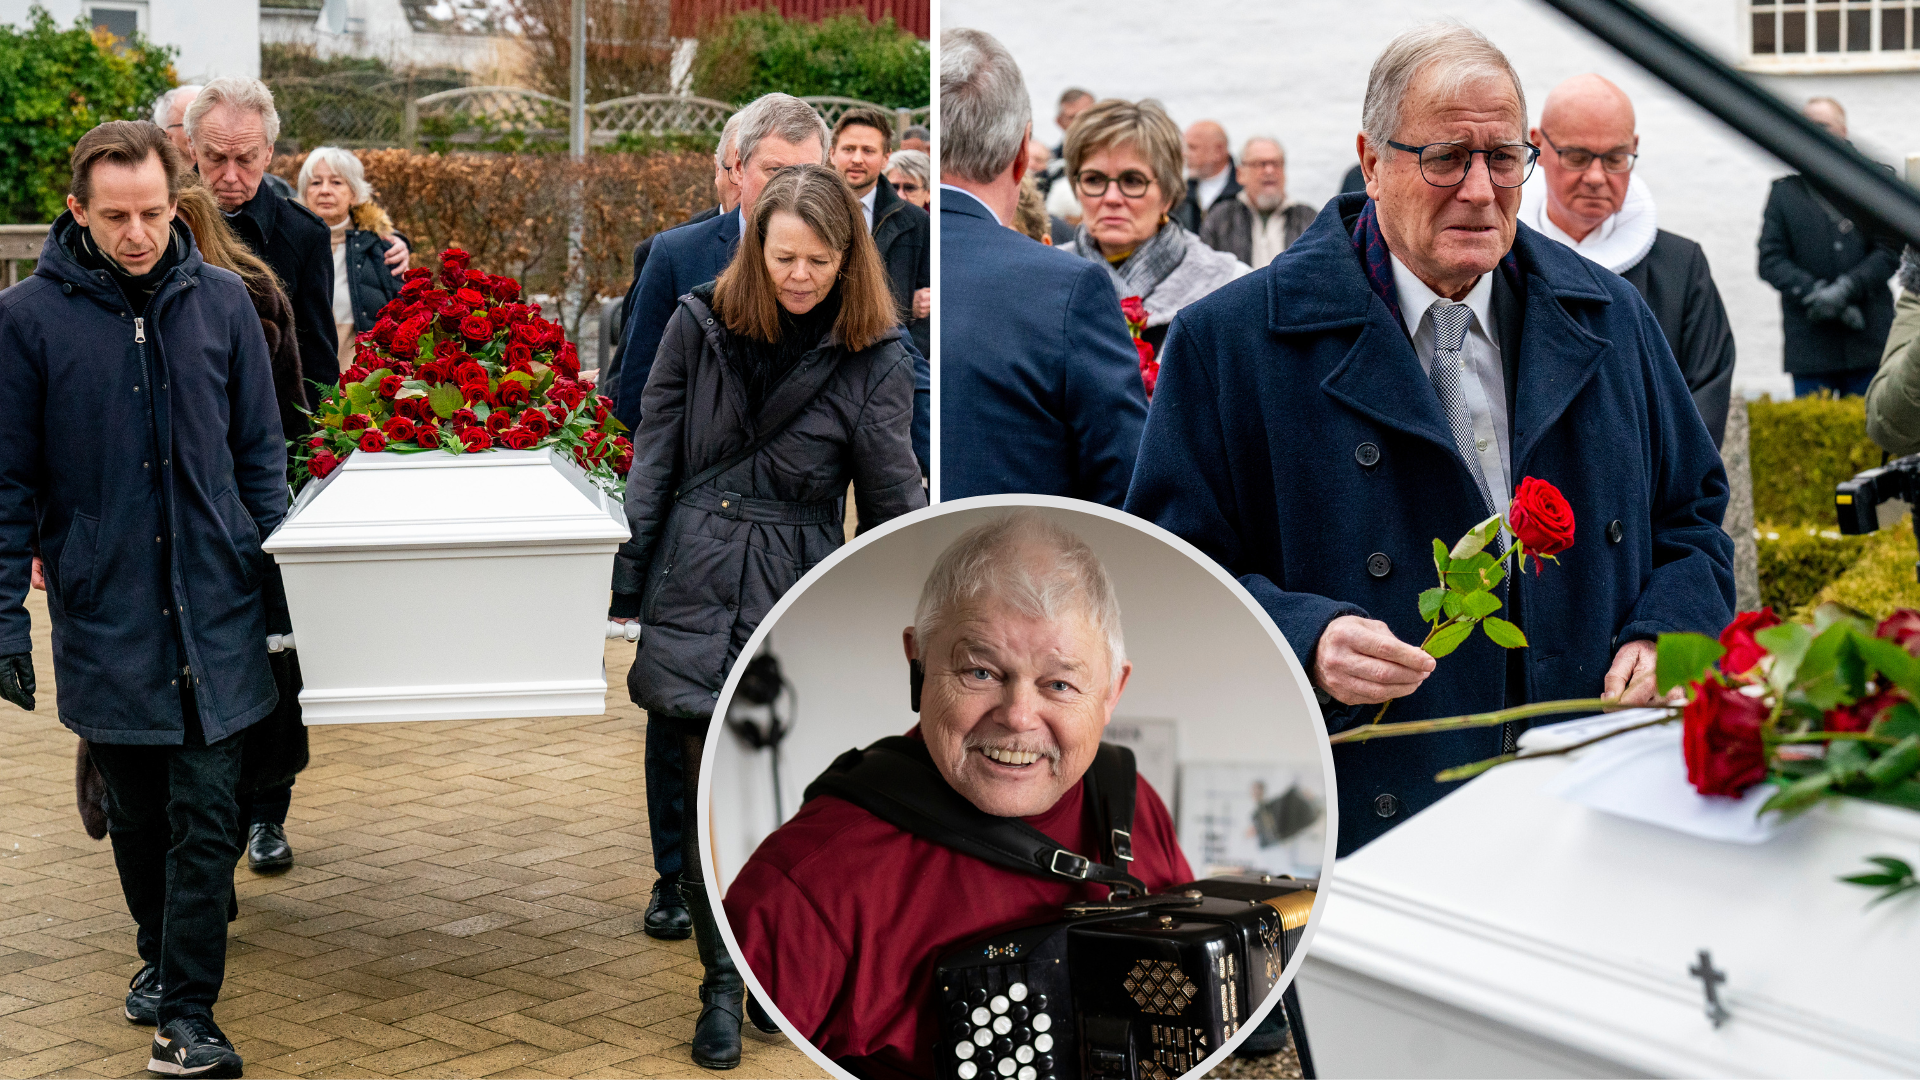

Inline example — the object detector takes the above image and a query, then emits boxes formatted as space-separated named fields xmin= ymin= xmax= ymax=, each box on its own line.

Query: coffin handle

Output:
xmin=606 ymin=620 xmax=641 ymax=642
xmin=266 ymin=633 xmax=296 ymax=653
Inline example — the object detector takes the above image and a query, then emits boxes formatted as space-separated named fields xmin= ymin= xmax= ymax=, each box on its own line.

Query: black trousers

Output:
xmin=646 ymin=720 xmax=685 ymax=881
xmin=86 ymin=685 xmax=245 ymax=1026
xmin=240 ymin=776 xmax=293 ymax=827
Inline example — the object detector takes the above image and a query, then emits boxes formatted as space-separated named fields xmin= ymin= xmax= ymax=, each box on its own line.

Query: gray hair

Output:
xmin=941 ymin=28 xmax=1032 ymax=184
xmin=714 ymin=111 xmax=743 ymax=170
xmin=1241 ymin=135 xmax=1285 ymax=160
xmin=902 ymin=124 xmax=930 ymax=143
xmin=184 ymin=75 xmax=281 ymax=148
xmin=1361 ymin=23 xmax=1524 ymax=155
xmin=733 ymin=92 xmax=830 ymax=170
xmin=915 ymin=511 xmax=1126 ymax=686
xmin=296 ymin=146 xmax=371 ymax=205
xmin=151 ymin=84 xmax=201 ymax=128
xmin=887 ymin=148 xmax=930 ymax=189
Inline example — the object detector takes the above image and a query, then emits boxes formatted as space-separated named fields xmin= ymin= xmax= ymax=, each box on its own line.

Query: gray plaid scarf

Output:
xmin=1072 ymin=219 xmax=1190 ymax=301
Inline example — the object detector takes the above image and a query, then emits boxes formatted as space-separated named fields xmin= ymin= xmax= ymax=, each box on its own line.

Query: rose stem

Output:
xmin=1332 ymin=697 xmax=1631 ymax=744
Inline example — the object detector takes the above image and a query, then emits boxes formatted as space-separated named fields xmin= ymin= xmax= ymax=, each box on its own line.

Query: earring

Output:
xmin=1159 ymin=212 xmax=1169 ymax=226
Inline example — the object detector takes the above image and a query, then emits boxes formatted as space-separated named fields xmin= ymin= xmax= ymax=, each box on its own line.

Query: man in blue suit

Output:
xmin=939 ymin=28 xmax=1146 ymax=507
xmin=1126 ymin=24 xmax=1734 ymax=855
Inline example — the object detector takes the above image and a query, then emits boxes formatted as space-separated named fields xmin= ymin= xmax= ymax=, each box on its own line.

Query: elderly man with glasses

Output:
xmin=1126 ymin=24 xmax=1733 ymax=856
xmin=1520 ymin=73 xmax=1736 ymax=444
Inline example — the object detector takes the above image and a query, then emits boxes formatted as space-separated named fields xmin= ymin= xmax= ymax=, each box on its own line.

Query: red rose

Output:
xmin=486 ymin=411 xmax=512 ymax=434
xmin=376 ymin=298 xmax=408 ymax=322
xmin=306 ymin=434 xmax=326 ymax=448
xmin=440 ymin=248 xmax=471 ymax=271
xmin=450 ymin=408 xmax=479 ymax=429
xmin=388 ymin=360 xmax=414 ymax=378
xmin=500 ymin=426 xmax=538 ymax=450
xmin=339 ymin=365 xmax=370 ymax=390
xmin=1826 ymin=690 xmax=1900 ymax=734
xmin=413 ymin=421 xmax=440 ymax=449
xmin=382 ymin=416 xmax=417 ymax=442
xmin=393 ymin=397 xmax=426 ymax=422
xmin=547 ymin=378 xmax=586 ymax=408
xmin=496 ymin=380 xmax=530 ymax=407
xmin=459 ymin=427 xmax=492 ymax=452
xmin=1507 ymin=476 xmax=1576 ymax=573
xmin=1718 ymin=608 xmax=1782 ymax=676
xmin=403 ymin=266 xmax=433 ymax=282
xmin=553 ymin=341 xmax=580 ymax=377
xmin=389 ymin=319 xmax=425 ymax=359
xmin=452 ymin=361 xmax=487 ymax=386
xmin=378 ymin=375 xmax=404 ymax=399
xmin=1682 ymin=679 xmax=1771 ymax=797
xmin=457 ymin=314 xmax=493 ymax=342
xmin=612 ymin=448 xmax=633 ymax=475
xmin=342 ymin=413 xmax=371 ymax=432
xmin=519 ymin=410 xmax=551 ymax=439
xmin=462 ymin=380 xmax=494 ymax=406
xmin=454 ymin=287 xmax=486 ymax=309
xmin=1877 ymin=609 xmax=1920 ymax=656
xmin=358 ymin=429 xmax=388 ymax=453
xmin=368 ymin=317 xmax=398 ymax=346
xmin=548 ymin=402 xmax=569 ymax=423
xmin=433 ymin=339 xmax=464 ymax=360
xmin=1137 ymin=341 xmax=1158 ymax=397
xmin=400 ymin=275 xmax=430 ymax=298
xmin=505 ymin=342 xmax=533 ymax=369
xmin=308 ymin=449 xmax=340 ymax=478
xmin=1120 ymin=295 xmax=1148 ymax=327
xmin=489 ymin=275 xmax=519 ymax=302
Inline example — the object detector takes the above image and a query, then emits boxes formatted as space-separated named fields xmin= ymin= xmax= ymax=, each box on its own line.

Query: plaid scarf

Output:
xmin=1073 ymin=219 xmax=1190 ymax=302
xmin=1349 ymin=198 xmax=1524 ymax=330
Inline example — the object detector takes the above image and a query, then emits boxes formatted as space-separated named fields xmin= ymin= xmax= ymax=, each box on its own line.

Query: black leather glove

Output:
xmin=0 ymin=653 xmax=35 ymax=711
xmin=1803 ymin=278 xmax=1855 ymax=323
xmin=1841 ymin=305 xmax=1867 ymax=332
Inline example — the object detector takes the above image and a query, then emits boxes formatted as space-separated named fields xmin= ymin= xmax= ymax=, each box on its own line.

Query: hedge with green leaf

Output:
xmin=0 ymin=7 xmax=175 ymax=223
xmin=1808 ymin=515 xmax=1920 ymax=618
xmin=692 ymin=10 xmax=928 ymax=109
xmin=1756 ymin=523 xmax=1868 ymax=614
xmin=1748 ymin=394 xmax=1882 ymax=526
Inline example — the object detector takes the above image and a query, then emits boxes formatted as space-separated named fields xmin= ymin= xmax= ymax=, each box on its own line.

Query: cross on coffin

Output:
xmin=1689 ymin=948 xmax=1730 ymax=1029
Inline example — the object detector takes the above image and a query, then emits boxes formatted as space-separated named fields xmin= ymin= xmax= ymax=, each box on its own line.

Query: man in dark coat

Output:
xmin=1173 ymin=119 xmax=1240 ymax=234
xmin=1524 ymin=74 xmax=1736 ymax=444
xmin=830 ymin=107 xmax=932 ymax=361
xmin=1758 ymin=96 xmax=1904 ymax=398
xmin=1125 ymin=26 xmax=1733 ymax=856
xmin=1200 ymin=136 xmax=1318 ymax=270
xmin=939 ymin=29 xmax=1147 ymax=507
xmin=0 ymin=120 xmax=286 ymax=1079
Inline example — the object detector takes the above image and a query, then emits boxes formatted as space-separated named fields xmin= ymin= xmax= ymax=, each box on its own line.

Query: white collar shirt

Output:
xmin=940 ymin=183 xmax=999 ymax=224
xmin=1193 ymin=166 xmax=1232 ymax=213
xmin=1390 ymin=255 xmax=1511 ymax=519
xmin=859 ymin=185 xmax=877 ymax=231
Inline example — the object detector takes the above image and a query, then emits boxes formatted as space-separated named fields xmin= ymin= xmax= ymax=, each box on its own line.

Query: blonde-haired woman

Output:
xmin=297 ymin=146 xmax=404 ymax=371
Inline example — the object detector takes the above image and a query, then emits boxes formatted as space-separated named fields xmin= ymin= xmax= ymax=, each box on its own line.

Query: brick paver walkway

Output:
xmin=0 ymin=590 xmax=825 ymax=1079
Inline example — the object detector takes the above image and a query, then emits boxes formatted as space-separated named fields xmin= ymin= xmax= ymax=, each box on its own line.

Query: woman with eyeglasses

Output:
xmin=1059 ymin=99 xmax=1250 ymax=352
xmin=886 ymin=148 xmax=930 ymax=210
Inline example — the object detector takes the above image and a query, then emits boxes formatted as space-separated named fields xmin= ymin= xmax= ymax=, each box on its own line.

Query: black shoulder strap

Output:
xmin=803 ymin=736 xmax=1147 ymax=896
xmin=672 ymin=352 xmax=835 ymax=501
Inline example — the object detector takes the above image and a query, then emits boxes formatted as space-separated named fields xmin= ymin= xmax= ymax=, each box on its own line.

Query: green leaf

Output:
xmin=1424 ymin=621 xmax=1475 ymax=658
xmin=1877 ymin=702 xmax=1920 ymax=740
xmin=1442 ymin=591 xmax=1463 ymax=619
xmin=1480 ymin=558 xmax=1507 ymax=591
xmin=1757 ymin=623 xmax=1814 ymax=691
xmin=426 ymin=383 xmax=465 ymax=419
xmin=1449 ymin=513 xmax=1503 ymax=560
xmin=1842 ymin=873 xmax=1906 ymax=886
xmin=1854 ymin=779 xmax=1920 ymax=811
xmin=1655 ymin=632 xmax=1726 ymax=694
xmin=1796 ymin=622 xmax=1854 ymax=686
xmin=344 ymin=382 xmax=375 ymax=411
xmin=1810 ymin=602 xmax=1874 ymax=634
xmin=1444 ymin=569 xmax=1484 ymax=593
xmin=1481 ymin=616 xmax=1528 ymax=649
xmin=1868 ymin=855 xmax=1916 ymax=875
xmin=1432 ymin=538 xmax=1451 ymax=577
xmin=1826 ymin=739 xmax=1873 ymax=785
xmin=502 ymin=370 xmax=535 ymax=387
xmin=1852 ymin=633 xmax=1920 ymax=700
xmin=1864 ymin=735 xmax=1920 ymax=786
xmin=1460 ymin=552 xmax=1497 ymax=574
xmin=1460 ymin=591 xmax=1503 ymax=619
xmin=1759 ymin=772 xmax=1833 ymax=814
xmin=1417 ymin=587 xmax=1447 ymax=623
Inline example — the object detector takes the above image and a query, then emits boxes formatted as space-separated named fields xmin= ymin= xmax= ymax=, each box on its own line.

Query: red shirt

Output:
xmin=723 ymin=746 xmax=1192 ymax=1080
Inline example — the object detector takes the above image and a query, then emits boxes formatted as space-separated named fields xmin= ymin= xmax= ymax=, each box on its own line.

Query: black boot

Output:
xmin=645 ymin=877 xmax=693 ymax=940
xmin=682 ymin=883 xmax=744 ymax=1070
xmin=746 ymin=994 xmax=780 ymax=1034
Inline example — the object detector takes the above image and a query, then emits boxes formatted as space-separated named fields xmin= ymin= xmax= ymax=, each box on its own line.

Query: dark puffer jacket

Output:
xmin=613 ymin=285 xmax=926 ymax=723
xmin=870 ymin=175 xmax=930 ymax=360
xmin=340 ymin=203 xmax=403 ymax=334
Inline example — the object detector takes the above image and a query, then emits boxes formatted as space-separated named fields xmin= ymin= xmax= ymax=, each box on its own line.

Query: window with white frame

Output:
xmin=1748 ymin=0 xmax=1920 ymax=70
xmin=85 ymin=2 xmax=147 ymax=43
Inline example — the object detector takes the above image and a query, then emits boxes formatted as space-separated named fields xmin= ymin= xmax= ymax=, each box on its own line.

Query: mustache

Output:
xmin=963 ymin=733 xmax=1062 ymax=762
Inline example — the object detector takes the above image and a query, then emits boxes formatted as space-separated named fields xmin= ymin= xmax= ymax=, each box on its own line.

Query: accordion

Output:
xmin=932 ymin=874 xmax=1315 ymax=1080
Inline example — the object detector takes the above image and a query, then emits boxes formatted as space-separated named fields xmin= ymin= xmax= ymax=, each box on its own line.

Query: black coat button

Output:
xmin=1354 ymin=442 xmax=1381 ymax=468
xmin=1366 ymin=552 xmax=1392 ymax=578
xmin=61 ymin=283 xmax=72 ymax=295
xmin=1607 ymin=519 xmax=1623 ymax=544
xmin=1374 ymin=793 xmax=1399 ymax=818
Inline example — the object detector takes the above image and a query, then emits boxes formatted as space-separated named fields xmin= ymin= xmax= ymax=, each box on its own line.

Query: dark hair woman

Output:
xmin=608 ymin=163 xmax=925 ymax=1069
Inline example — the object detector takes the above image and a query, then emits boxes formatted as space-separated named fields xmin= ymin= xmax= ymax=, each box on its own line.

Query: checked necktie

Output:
xmin=1426 ymin=299 xmax=1498 ymax=518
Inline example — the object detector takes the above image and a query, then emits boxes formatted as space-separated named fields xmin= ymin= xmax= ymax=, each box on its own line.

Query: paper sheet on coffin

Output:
xmin=261 ymin=448 xmax=630 ymax=724
xmin=1296 ymin=710 xmax=1920 ymax=1079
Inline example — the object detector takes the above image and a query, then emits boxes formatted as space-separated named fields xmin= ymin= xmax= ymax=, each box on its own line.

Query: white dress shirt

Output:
xmin=940 ymin=183 xmax=999 ymax=224
xmin=1390 ymin=255 xmax=1511 ymax=519
xmin=1192 ymin=166 xmax=1232 ymax=213
xmin=859 ymin=185 xmax=877 ymax=231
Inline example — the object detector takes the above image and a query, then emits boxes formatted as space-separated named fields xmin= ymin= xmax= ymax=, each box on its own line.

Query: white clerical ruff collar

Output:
xmin=1519 ymin=170 xmax=1658 ymax=274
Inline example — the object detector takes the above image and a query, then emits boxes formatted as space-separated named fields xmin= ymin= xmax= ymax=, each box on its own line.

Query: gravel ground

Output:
xmin=1206 ymin=1033 xmax=1302 ymax=1079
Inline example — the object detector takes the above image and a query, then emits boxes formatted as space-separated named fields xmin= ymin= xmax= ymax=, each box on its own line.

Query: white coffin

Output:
xmin=262 ymin=448 xmax=630 ymax=724
xmin=1297 ymin=726 xmax=1920 ymax=1078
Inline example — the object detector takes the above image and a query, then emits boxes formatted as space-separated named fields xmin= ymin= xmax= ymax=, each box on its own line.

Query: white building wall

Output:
xmin=942 ymin=0 xmax=1920 ymax=399
xmin=0 ymin=0 xmax=259 ymax=81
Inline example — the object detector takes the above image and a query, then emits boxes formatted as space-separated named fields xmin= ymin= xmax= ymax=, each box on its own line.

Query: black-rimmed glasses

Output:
xmin=1538 ymin=132 xmax=1638 ymax=174
xmin=1386 ymin=140 xmax=1539 ymax=189
xmin=1075 ymin=170 xmax=1156 ymax=199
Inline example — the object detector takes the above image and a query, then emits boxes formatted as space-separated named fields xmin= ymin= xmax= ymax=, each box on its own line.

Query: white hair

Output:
xmin=1241 ymin=135 xmax=1285 ymax=160
xmin=184 ymin=76 xmax=281 ymax=148
xmin=732 ymin=92 xmax=830 ymax=169
xmin=940 ymin=27 xmax=1031 ymax=184
xmin=152 ymin=85 xmax=201 ymax=128
xmin=715 ymin=111 xmax=742 ymax=171
xmin=915 ymin=511 xmax=1126 ymax=686
xmin=1362 ymin=23 xmax=1524 ymax=155
xmin=297 ymin=146 xmax=371 ymax=205
xmin=887 ymin=148 xmax=929 ymax=189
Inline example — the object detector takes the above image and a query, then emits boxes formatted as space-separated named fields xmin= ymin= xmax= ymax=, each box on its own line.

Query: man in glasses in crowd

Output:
xmin=1126 ymin=23 xmax=1733 ymax=856
xmin=1521 ymin=73 xmax=1735 ymax=444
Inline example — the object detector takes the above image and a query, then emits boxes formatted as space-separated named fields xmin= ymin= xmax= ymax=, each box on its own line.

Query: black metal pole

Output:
xmin=1537 ymin=0 xmax=1920 ymax=247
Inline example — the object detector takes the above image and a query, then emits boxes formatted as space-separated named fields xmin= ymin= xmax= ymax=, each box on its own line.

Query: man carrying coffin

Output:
xmin=1125 ymin=24 xmax=1734 ymax=856
xmin=725 ymin=512 xmax=1192 ymax=1079
xmin=0 ymin=120 xmax=287 ymax=1078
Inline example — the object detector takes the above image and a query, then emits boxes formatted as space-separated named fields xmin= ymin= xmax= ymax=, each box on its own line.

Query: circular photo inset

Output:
xmin=702 ymin=496 xmax=1336 ymax=1080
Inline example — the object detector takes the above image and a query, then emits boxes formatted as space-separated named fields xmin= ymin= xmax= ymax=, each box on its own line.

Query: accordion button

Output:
xmin=991 ymin=995 xmax=1010 ymax=1014
xmin=1034 ymin=1034 xmax=1054 ymax=1053
xmin=969 ymin=989 xmax=989 ymax=1006
xmin=1015 ymin=1046 xmax=1034 ymax=1064
xmin=1010 ymin=1005 xmax=1030 ymax=1023
xmin=973 ymin=1029 xmax=994 ymax=1047
xmin=973 ymin=1007 xmax=991 ymax=1026
xmin=1031 ymin=994 xmax=1049 ymax=1011
xmin=1018 ymin=1069 xmax=1037 ymax=1080
xmin=1032 ymin=1013 xmax=1053 ymax=1033
xmin=958 ymin=1062 xmax=978 ymax=1079
xmin=997 ymin=1058 xmax=1016 ymax=1076
xmin=993 ymin=1016 xmax=1012 ymax=1035
xmin=1036 ymin=1055 xmax=1054 ymax=1071
xmin=993 ymin=1037 xmax=1013 ymax=1056
xmin=1008 ymin=982 xmax=1029 ymax=1002
xmin=956 ymin=1043 xmax=975 ymax=1060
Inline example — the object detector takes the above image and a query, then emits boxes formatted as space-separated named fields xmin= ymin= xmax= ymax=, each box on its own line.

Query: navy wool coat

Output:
xmin=1126 ymin=194 xmax=1735 ymax=853
xmin=0 ymin=216 xmax=288 ymax=745
xmin=940 ymin=190 xmax=1147 ymax=506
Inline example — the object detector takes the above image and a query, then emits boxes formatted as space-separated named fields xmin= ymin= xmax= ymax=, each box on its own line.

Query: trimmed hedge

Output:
xmin=1755 ymin=522 xmax=1868 ymax=614
xmin=692 ymin=10 xmax=929 ymax=108
xmin=1807 ymin=516 xmax=1920 ymax=618
xmin=1748 ymin=394 xmax=1881 ymax=526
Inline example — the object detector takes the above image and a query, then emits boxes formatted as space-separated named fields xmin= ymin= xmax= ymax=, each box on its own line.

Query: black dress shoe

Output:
xmin=124 ymin=963 xmax=161 ymax=1025
xmin=745 ymin=994 xmax=779 ymax=1034
xmin=247 ymin=822 xmax=292 ymax=871
xmin=644 ymin=878 xmax=692 ymax=940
